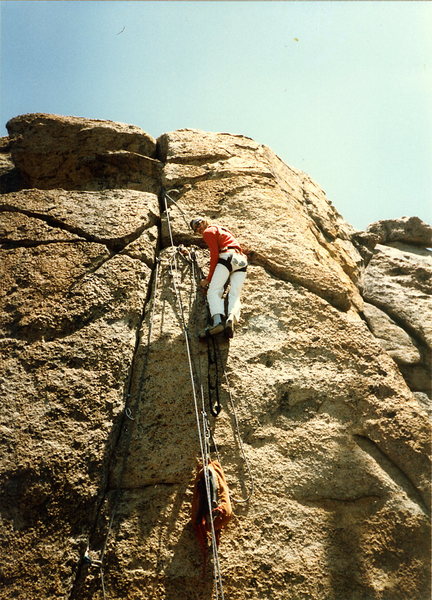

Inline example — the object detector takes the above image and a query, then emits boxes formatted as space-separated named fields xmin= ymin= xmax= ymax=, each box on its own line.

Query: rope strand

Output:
xmin=163 ymin=193 xmax=226 ymax=600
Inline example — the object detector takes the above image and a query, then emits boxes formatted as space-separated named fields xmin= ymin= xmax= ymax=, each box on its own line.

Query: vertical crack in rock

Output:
xmin=68 ymin=231 xmax=162 ymax=600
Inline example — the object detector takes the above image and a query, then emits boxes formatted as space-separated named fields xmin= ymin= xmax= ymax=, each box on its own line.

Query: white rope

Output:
xmin=163 ymin=193 xmax=225 ymax=600
xmin=164 ymin=188 xmax=191 ymax=230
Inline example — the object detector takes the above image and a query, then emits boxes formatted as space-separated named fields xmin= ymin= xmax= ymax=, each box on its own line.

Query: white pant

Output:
xmin=207 ymin=252 xmax=247 ymax=322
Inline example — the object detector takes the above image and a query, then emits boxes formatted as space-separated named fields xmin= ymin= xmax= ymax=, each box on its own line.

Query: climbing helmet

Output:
xmin=190 ymin=217 xmax=205 ymax=232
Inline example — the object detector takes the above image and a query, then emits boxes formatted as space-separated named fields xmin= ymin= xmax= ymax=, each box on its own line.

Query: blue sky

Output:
xmin=1 ymin=1 xmax=431 ymax=230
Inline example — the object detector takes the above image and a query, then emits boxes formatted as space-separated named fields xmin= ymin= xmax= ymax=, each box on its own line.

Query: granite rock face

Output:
xmin=363 ymin=302 xmax=422 ymax=366
xmin=159 ymin=129 xmax=363 ymax=313
xmin=357 ymin=219 xmax=432 ymax=401
xmin=0 ymin=115 xmax=430 ymax=600
xmin=365 ymin=216 xmax=432 ymax=247
xmin=351 ymin=216 xmax=432 ymax=266
xmin=5 ymin=113 xmax=161 ymax=192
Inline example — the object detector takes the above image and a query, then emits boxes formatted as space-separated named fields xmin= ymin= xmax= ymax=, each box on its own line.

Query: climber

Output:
xmin=191 ymin=460 xmax=233 ymax=568
xmin=190 ymin=217 xmax=248 ymax=338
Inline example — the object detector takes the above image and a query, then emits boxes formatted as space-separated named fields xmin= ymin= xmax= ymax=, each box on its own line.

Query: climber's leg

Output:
xmin=206 ymin=263 xmax=230 ymax=335
xmin=225 ymin=270 xmax=247 ymax=337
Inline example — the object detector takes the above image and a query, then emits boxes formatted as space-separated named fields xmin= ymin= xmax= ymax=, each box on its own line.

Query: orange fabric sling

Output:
xmin=191 ymin=460 xmax=233 ymax=567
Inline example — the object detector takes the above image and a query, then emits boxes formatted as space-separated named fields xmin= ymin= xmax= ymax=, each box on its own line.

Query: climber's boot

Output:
xmin=202 ymin=314 xmax=224 ymax=337
xmin=224 ymin=316 xmax=235 ymax=339
xmin=206 ymin=323 xmax=224 ymax=336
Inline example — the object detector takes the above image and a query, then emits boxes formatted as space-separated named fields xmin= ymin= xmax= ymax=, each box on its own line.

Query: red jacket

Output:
xmin=202 ymin=225 xmax=242 ymax=282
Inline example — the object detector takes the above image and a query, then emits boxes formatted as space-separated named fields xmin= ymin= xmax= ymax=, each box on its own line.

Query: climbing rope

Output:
xmin=165 ymin=237 xmax=221 ymax=462
xmin=168 ymin=244 xmax=222 ymax=463
xmin=164 ymin=192 xmax=226 ymax=599
xmin=163 ymin=198 xmax=254 ymax=593
xmin=164 ymin=188 xmax=191 ymax=230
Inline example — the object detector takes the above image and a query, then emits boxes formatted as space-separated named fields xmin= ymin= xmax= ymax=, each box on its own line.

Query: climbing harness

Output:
xmin=217 ymin=252 xmax=248 ymax=273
